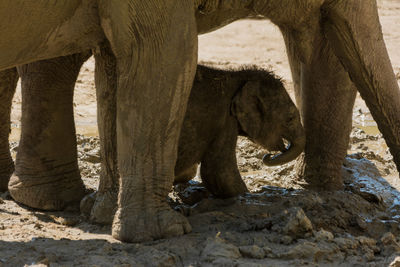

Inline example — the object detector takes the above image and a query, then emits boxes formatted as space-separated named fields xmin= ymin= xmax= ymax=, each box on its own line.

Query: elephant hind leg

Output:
xmin=0 ymin=68 xmax=18 ymax=192
xmin=87 ymin=42 xmax=119 ymax=225
xmin=323 ymin=0 xmax=400 ymax=173
xmin=283 ymin=28 xmax=357 ymax=190
xmin=9 ymin=52 xmax=90 ymax=210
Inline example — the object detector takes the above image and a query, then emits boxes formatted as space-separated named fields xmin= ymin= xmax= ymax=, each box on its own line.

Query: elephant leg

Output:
xmin=88 ymin=43 xmax=119 ymax=224
xmin=200 ymin=126 xmax=248 ymax=197
xmin=283 ymin=29 xmax=357 ymax=190
xmin=281 ymin=29 xmax=303 ymax=111
xmin=9 ymin=53 xmax=90 ymax=210
xmin=0 ymin=68 xmax=18 ymax=191
xmin=323 ymin=0 xmax=400 ymax=173
xmin=174 ymin=164 xmax=198 ymax=184
xmin=99 ymin=0 xmax=197 ymax=242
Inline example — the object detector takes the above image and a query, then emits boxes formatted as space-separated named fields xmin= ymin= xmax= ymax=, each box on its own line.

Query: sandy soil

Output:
xmin=2 ymin=1 xmax=400 ymax=266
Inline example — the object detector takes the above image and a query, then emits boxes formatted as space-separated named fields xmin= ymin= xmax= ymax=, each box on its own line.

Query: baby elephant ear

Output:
xmin=231 ymin=80 xmax=262 ymax=136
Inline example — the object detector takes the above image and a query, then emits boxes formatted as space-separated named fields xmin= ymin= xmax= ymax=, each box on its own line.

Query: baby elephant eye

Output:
xmin=286 ymin=116 xmax=295 ymax=124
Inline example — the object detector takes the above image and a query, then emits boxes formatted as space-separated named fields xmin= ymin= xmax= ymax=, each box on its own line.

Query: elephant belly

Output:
xmin=0 ymin=0 xmax=104 ymax=70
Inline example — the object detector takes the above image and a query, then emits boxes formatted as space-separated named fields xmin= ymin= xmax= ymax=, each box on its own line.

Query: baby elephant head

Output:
xmin=231 ymin=73 xmax=305 ymax=166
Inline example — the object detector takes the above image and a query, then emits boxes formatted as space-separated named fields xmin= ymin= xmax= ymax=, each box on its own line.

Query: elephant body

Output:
xmin=176 ymin=65 xmax=305 ymax=197
xmin=0 ymin=1 xmax=103 ymax=69
xmin=1 ymin=0 xmax=400 ymax=243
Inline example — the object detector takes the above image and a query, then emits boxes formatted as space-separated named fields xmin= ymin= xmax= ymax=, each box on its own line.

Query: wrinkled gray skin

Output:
xmin=1 ymin=0 xmax=400 ymax=243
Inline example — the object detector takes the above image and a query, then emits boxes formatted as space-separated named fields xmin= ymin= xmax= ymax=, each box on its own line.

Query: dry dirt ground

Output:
xmin=2 ymin=1 xmax=400 ymax=266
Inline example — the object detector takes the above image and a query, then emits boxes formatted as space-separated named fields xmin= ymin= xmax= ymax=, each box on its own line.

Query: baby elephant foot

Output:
xmin=0 ymin=158 xmax=14 ymax=192
xmin=112 ymin=204 xmax=192 ymax=243
xmin=8 ymin=172 xmax=86 ymax=210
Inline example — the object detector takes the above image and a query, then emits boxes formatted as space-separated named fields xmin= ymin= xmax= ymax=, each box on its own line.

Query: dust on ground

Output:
xmin=2 ymin=1 xmax=400 ymax=266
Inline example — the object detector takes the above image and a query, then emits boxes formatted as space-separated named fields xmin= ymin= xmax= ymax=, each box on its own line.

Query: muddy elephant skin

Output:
xmin=175 ymin=65 xmax=305 ymax=197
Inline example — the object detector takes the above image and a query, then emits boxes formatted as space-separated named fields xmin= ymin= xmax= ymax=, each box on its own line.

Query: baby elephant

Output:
xmin=175 ymin=64 xmax=305 ymax=197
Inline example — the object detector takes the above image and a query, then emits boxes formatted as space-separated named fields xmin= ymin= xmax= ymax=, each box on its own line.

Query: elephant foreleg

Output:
xmin=9 ymin=53 xmax=90 ymax=210
xmin=284 ymin=29 xmax=357 ymax=190
xmin=0 ymin=68 xmax=18 ymax=191
xmin=99 ymin=0 xmax=197 ymax=242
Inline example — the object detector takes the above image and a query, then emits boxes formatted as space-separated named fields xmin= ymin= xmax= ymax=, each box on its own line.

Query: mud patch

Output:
xmin=1 ymin=126 xmax=400 ymax=266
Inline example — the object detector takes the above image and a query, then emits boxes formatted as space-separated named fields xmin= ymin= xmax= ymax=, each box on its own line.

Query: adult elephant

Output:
xmin=1 ymin=0 xmax=400 ymax=242
xmin=0 ymin=1 xmax=198 ymax=243
xmin=195 ymin=0 xmax=400 ymax=190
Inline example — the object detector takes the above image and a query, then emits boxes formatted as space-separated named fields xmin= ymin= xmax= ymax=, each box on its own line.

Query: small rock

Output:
xmin=137 ymin=247 xmax=179 ymax=267
xmin=362 ymin=247 xmax=375 ymax=262
xmin=202 ymin=237 xmax=241 ymax=261
xmin=263 ymin=246 xmax=272 ymax=255
xmin=390 ymin=256 xmax=400 ymax=267
xmin=314 ymin=229 xmax=334 ymax=242
xmin=55 ymin=216 xmax=79 ymax=226
xmin=334 ymin=237 xmax=359 ymax=251
xmin=239 ymin=245 xmax=265 ymax=259
xmin=271 ymin=224 xmax=281 ymax=232
xmin=38 ymin=259 xmax=49 ymax=266
xmin=283 ymin=241 xmax=320 ymax=260
xmin=283 ymin=207 xmax=313 ymax=239
xmin=366 ymin=218 xmax=388 ymax=239
xmin=281 ymin=235 xmax=293 ymax=245
xmin=0 ymin=191 xmax=11 ymax=200
xmin=381 ymin=232 xmax=399 ymax=246
xmin=211 ymin=258 xmax=238 ymax=267
xmin=357 ymin=236 xmax=376 ymax=246
xmin=82 ymin=149 xmax=101 ymax=163
xmin=356 ymin=216 xmax=367 ymax=230
xmin=34 ymin=223 xmax=43 ymax=229
xmin=0 ymin=198 xmax=4 ymax=204
xmin=44 ymin=252 xmax=58 ymax=263
xmin=381 ymin=232 xmax=400 ymax=256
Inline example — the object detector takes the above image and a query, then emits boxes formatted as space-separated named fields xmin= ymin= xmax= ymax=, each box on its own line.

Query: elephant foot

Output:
xmin=80 ymin=191 xmax=97 ymax=216
xmin=112 ymin=204 xmax=192 ymax=243
xmin=0 ymin=158 xmax=14 ymax=192
xmin=91 ymin=189 xmax=118 ymax=224
xmin=202 ymin=174 xmax=248 ymax=198
xmin=295 ymin=155 xmax=344 ymax=191
xmin=80 ymin=189 xmax=118 ymax=224
xmin=209 ymin=184 xmax=248 ymax=198
xmin=8 ymin=172 xmax=86 ymax=210
xmin=302 ymin=175 xmax=343 ymax=191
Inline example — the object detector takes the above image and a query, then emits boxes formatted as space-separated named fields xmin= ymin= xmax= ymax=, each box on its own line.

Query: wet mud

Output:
xmin=2 ymin=125 xmax=400 ymax=266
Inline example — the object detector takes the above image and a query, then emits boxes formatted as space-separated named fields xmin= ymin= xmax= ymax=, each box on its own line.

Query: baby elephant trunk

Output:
xmin=263 ymin=130 xmax=306 ymax=166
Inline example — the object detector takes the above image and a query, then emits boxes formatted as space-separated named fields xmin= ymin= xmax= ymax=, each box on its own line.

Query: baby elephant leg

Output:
xmin=200 ymin=121 xmax=248 ymax=198
xmin=0 ymin=68 xmax=18 ymax=191
xmin=9 ymin=53 xmax=90 ymax=210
